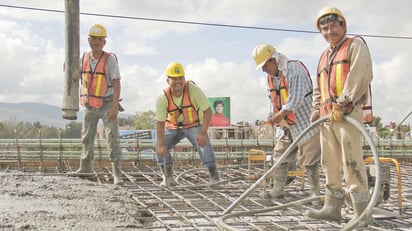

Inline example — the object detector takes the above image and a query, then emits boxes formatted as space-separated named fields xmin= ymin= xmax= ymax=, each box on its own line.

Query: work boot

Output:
xmin=67 ymin=159 xmax=92 ymax=176
xmin=159 ymin=164 xmax=176 ymax=187
xmin=260 ymin=163 xmax=289 ymax=199
xmin=112 ymin=161 xmax=124 ymax=185
xmin=306 ymin=164 xmax=321 ymax=205
xmin=350 ymin=191 xmax=373 ymax=227
xmin=207 ymin=164 xmax=220 ymax=185
xmin=305 ymin=188 xmax=345 ymax=223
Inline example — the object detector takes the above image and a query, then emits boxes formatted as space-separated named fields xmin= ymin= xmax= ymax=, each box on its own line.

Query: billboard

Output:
xmin=119 ymin=130 xmax=154 ymax=139
xmin=208 ymin=97 xmax=231 ymax=127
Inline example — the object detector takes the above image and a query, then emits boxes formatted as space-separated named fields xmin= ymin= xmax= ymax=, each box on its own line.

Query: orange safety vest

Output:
xmin=317 ymin=36 xmax=373 ymax=123
xmin=267 ymin=60 xmax=312 ymax=125
xmin=164 ymin=81 xmax=200 ymax=129
xmin=80 ymin=52 xmax=111 ymax=109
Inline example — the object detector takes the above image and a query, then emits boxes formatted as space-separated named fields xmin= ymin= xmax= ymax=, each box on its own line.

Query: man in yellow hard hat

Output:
xmin=155 ymin=62 xmax=219 ymax=187
xmin=305 ymin=6 xmax=373 ymax=227
xmin=68 ymin=24 xmax=124 ymax=185
xmin=252 ymin=44 xmax=321 ymax=201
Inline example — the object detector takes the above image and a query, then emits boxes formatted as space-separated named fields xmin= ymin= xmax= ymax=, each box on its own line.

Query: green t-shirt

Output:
xmin=156 ymin=82 xmax=210 ymax=123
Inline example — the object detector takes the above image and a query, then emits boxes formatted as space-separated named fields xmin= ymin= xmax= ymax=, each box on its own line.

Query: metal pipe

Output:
xmin=61 ymin=0 xmax=80 ymax=120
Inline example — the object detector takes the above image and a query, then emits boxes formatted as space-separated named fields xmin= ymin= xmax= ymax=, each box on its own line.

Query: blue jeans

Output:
xmin=156 ymin=125 xmax=216 ymax=167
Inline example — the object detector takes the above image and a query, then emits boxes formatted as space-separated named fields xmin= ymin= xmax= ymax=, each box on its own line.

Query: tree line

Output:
xmin=0 ymin=111 xmax=156 ymax=139
xmin=0 ymin=111 xmax=398 ymax=140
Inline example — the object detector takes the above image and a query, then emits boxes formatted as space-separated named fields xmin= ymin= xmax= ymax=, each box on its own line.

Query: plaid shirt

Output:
xmin=267 ymin=61 xmax=319 ymax=145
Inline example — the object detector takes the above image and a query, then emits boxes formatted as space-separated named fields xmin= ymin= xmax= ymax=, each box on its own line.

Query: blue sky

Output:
xmin=0 ymin=0 xmax=412 ymax=127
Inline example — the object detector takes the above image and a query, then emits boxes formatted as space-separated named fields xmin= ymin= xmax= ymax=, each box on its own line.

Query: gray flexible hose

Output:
xmin=217 ymin=116 xmax=381 ymax=231
xmin=341 ymin=116 xmax=381 ymax=231
xmin=218 ymin=196 xmax=323 ymax=231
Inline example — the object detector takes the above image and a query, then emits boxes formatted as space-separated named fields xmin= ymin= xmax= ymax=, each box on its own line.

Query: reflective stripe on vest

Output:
xmin=164 ymin=81 xmax=200 ymax=129
xmin=267 ymin=60 xmax=312 ymax=125
xmin=268 ymin=75 xmax=295 ymax=125
xmin=80 ymin=52 xmax=110 ymax=108
xmin=317 ymin=36 xmax=373 ymax=123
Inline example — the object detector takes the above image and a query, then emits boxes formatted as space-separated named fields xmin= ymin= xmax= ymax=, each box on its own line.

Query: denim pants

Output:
xmin=81 ymin=98 xmax=121 ymax=162
xmin=156 ymin=125 xmax=216 ymax=167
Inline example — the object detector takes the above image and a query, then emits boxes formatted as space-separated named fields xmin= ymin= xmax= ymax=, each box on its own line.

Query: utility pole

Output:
xmin=61 ymin=0 xmax=80 ymax=120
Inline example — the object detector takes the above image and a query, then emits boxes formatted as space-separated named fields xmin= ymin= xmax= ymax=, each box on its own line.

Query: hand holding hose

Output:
xmin=330 ymin=103 xmax=344 ymax=122
xmin=310 ymin=110 xmax=320 ymax=123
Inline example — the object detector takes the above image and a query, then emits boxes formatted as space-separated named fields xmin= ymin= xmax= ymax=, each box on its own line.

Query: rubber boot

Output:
xmin=112 ymin=161 xmax=124 ymax=185
xmin=207 ymin=164 xmax=220 ymax=185
xmin=350 ymin=191 xmax=373 ymax=227
xmin=67 ymin=159 xmax=92 ymax=176
xmin=159 ymin=164 xmax=176 ymax=187
xmin=260 ymin=163 xmax=289 ymax=199
xmin=305 ymin=188 xmax=345 ymax=223
xmin=306 ymin=164 xmax=321 ymax=205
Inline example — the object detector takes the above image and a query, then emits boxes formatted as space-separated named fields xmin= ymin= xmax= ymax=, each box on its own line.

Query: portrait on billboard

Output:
xmin=209 ymin=97 xmax=230 ymax=127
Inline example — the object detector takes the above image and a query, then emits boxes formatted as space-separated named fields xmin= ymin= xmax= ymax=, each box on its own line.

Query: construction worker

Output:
xmin=68 ymin=24 xmax=123 ymax=185
xmin=155 ymin=62 xmax=219 ymax=187
xmin=305 ymin=6 xmax=373 ymax=226
xmin=252 ymin=44 xmax=321 ymax=201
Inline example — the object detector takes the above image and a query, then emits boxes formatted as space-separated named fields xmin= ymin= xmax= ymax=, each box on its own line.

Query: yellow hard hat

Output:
xmin=316 ymin=6 xmax=347 ymax=33
xmin=252 ymin=44 xmax=276 ymax=70
xmin=88 ymin=24 xmax=107 ymax=37
xmin=166 ymin=62 xmax=185 ymax=77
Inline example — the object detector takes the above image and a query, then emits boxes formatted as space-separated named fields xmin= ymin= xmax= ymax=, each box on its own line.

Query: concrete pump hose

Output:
xmin=341 ymin=116 xmax=381 ymax=231
xmin=217 ymin=196 xmax=322 ymax=231
xmin=217 ymin=115 xmax=381 ymax=231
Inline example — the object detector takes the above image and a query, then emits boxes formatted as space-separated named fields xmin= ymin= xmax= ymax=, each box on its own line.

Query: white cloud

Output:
xmin=0 ymin=0 xmax=412 ymax=127
xmin=372 ymin=54 xmax=412 ymax=124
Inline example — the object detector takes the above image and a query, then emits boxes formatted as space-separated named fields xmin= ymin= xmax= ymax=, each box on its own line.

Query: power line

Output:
xmin=1 ymin=4 xmax=412 ymax=40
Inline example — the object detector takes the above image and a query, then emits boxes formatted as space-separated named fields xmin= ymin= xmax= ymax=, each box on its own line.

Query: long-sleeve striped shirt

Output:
xmin=267 ymin=61 xmax=319 ymax=145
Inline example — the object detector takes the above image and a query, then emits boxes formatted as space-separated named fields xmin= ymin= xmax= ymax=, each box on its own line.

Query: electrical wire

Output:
xmin=1 ymin=4 xmax=412 ymax=40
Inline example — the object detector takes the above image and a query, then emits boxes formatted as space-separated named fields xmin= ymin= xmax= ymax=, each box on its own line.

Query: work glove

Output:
xmin=310 ymin=111 xmax=320 ymax=123
xmin=330 ymin=103 xmax=344 ymax=123
xmin=278 ymin=119 xmax=290 ymax=128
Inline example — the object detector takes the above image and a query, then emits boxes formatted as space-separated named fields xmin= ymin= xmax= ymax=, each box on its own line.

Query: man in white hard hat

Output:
xmin=252 ymin=44 xmax=321 ymax=201
xmin=68 ymin=24 xmax=124 ymax=185
xmin=305 ymin=6 xmax=373 ymax=227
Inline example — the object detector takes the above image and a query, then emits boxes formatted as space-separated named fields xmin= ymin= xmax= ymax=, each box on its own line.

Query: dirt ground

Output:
xmin=0 ymin=172 xmax=149 ymax=230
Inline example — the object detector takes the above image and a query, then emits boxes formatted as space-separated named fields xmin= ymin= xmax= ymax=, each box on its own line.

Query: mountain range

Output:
xmin=0 ymin=102 xmax=131 ymax=128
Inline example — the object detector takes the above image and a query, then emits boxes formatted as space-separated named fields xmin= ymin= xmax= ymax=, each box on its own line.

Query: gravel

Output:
xmin=0 ymin=172 xmax=148 ymax=230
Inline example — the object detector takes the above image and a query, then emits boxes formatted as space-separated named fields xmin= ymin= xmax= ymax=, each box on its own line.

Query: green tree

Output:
xmin=0 ymin=122 xmax=13 ymax=138
xmin=119 ymin=117 xmax=134 ymax=127
xmin=62 ymin=121 xmax=82 ymax=138
xmin=132 ymin=111 xmax=156 ymax=129
xmin=370 ymin=116 xmax=382 ymax=130
xmin=40 ymin=125 xmax=59 ymax=138
xmin=15 ymin=121 xmax=37 ymax=138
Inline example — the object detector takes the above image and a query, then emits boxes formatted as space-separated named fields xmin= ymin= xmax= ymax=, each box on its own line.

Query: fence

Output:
xmin=1 ymin=134 xmax=412 ymax=169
